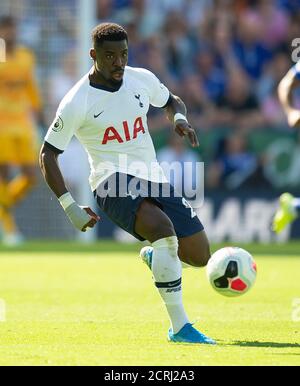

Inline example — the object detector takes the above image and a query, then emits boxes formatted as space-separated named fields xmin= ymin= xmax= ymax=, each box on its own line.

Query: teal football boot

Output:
xmin=168 ymin=323 xmax=216 ymax=345
xmin=139 ymin=246 xmax=153 ymax=270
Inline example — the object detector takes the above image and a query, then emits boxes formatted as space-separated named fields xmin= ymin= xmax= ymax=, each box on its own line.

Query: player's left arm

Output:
xmin=164 ymin=94 xmax=199 ymax=148
xmin=278 ymin=67 xmax=300 ymax=128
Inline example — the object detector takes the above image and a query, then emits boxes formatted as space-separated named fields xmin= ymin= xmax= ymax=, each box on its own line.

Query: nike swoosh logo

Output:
xmin=94 ymin=111 xmax=104 ymax=118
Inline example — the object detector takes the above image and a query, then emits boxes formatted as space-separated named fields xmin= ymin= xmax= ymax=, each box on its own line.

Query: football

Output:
xmin=207 ymin=247 xmax=257 ymax=297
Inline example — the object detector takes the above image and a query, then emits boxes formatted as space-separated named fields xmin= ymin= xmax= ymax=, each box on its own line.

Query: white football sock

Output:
xmin=151 ymin=236 xmax=190 ymax=334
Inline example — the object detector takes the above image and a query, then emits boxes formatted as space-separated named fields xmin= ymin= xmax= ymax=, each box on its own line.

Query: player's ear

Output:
xmin=90 ymin=48 xmax=96 ymax=61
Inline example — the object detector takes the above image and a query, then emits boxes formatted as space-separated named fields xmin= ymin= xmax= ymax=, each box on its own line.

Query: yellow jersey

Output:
xmin=0 ymin=46 xmax=42 ymax=134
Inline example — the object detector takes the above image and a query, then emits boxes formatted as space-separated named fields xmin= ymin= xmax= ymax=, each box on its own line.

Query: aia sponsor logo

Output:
xmin=102 ymin=117 xmax=145 ymax=145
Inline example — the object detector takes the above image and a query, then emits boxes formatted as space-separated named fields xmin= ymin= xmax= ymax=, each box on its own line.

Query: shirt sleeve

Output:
xmin=293 ymin=61 xmax=300 ymax=80
xmin=137 ymin=68 xmax=170 ymax=108
xmin=44 ymin=96 xmax=82 ymax=153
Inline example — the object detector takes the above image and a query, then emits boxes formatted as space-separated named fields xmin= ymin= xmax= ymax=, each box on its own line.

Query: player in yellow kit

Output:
xmin=0 ymin=16 xmax=43 ymax=245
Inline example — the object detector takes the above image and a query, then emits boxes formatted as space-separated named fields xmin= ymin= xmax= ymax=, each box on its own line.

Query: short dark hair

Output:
xmin=92 ymin=23 xmax=128 ymax=48
xmin=0 ymin=16 xmax=16 ymax=28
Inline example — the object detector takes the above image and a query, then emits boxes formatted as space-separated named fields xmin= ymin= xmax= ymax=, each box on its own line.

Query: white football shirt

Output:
xmin=45 ymin=66 xmax=170 ymax=191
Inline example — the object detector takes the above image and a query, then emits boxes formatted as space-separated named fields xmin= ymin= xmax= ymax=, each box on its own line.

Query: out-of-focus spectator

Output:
xmin=233 ymin=10 xmax=272 ymax=80
xmin=47 ymin=51 xmax=78 ymax=119
xmin=285 ymin=12 xmax=300 ymax=55
xmin=258 ymin=51 xmax=291 ymax=100
xmin=96 ymin=0 xmax=115 ymax=21
xmin=180 ymin=73 xmax=216 ymax=130
xmin=195 ymin=47 xmax=227 ymax=103
xmin=4 ymin=0 xmax=300 ymax=193
xmin=126 ymin=21 xmax=147 ymax=66
xmin=259 ymin=51 xmax=291 ymax=127
xmin=207 ymin=134 xmax=262 ymax=190
xmin=0 ymin=16 xmax=43 ymax=245
xmin=215 ymin=70 xmax=265 ymax=131
xmin=163 ymin=11 xmax=195 ymax=79
xmin=277 ymin=0 xmax=300 ymax=14
xmin=256 ymin=0 xmax=289 ymax=49
xmin=18 ymin=0 xmax=297 ymax=138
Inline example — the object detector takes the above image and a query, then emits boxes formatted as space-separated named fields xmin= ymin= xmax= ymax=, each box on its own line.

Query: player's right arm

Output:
xmin=39 ymin=144 xmax=99 ymax=232
xmin=40 ymin=95 xmax=100 ymax=232
xmin=278 ymin=65 xmax=300 ymax=128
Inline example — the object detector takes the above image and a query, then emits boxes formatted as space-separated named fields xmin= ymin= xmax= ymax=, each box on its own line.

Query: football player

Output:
xmin=0 ymin=16 xmax=43 ymax=245
xmin=40 ymin=23 xmax=215 ymax=344
xmin=273 ymin=61 xmax=300 ymax=234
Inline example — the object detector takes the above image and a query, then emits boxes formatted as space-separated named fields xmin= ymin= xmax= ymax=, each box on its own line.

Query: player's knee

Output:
xmin=187 ymin=253 xmax=210 ymax=268
xmin=199 ymin=246 xmax=211 ymax=267
xmin=196 ymin=240 xmax=211 ymax=267
xmin=196 ymin=233 xmax=212 ymax=267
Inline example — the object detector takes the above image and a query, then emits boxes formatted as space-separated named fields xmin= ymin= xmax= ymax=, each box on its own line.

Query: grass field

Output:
xmin=0 ymin=241 xmax=300 ymax=366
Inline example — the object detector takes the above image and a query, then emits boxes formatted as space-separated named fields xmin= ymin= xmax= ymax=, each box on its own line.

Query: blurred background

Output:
xmin=1 ymin=0 xmax=300 ymax=244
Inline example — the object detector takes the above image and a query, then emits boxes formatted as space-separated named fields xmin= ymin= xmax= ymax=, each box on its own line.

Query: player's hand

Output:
xmin=287 ymin=109 xmax=300 ymax=128
xmin=81 ymin=207 xmax=101 ymax=232
xmin=174 ymin=120 xmax=199 ymax=148
xmin=64 ymin=203 xmax=100 ymax=232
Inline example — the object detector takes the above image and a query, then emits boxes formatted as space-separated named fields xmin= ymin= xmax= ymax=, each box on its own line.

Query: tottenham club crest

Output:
xmin=135 ymin=94 xmax=144 ymax=108
xmin=52 ymin=116 xmax=64 ymax=132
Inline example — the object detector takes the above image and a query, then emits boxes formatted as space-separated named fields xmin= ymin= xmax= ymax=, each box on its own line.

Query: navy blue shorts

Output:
xmin=94 ymin=173 xmax=204 ymax=241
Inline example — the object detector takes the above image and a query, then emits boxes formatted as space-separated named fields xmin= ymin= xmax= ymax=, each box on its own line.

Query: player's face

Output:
xmin=92 ymin=40 xmax=128 ymax=84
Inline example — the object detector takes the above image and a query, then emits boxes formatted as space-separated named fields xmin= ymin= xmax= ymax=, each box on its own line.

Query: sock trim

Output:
xmin=155 ymin=278 xmax=182 ymax=289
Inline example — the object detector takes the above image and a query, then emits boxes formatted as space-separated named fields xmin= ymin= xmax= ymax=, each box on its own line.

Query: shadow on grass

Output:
xmin=232 ymin=341 xmax=300 ymax=349
xmin=271 ymin=352 xmax=300 ymax=356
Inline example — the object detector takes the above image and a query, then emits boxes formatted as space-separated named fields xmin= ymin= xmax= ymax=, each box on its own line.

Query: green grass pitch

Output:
xmin=0 ymin=241 xmax=300 ymax=366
